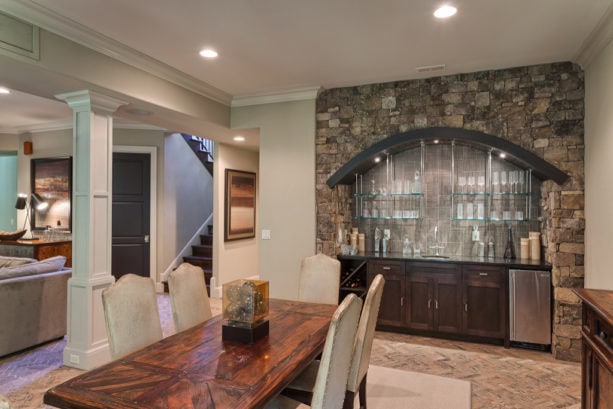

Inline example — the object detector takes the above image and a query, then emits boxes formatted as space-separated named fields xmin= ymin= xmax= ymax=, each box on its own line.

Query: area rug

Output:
xmin=365 ymin=365 xmax=471 ymax=409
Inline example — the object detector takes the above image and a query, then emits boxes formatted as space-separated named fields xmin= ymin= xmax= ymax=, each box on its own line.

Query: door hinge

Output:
xmin=144 ymin=234 xmax=150 ymax=243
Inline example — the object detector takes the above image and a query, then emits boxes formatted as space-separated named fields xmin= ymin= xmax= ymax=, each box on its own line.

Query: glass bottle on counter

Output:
xmin=503 ymin=226 xmax=516 ymax=260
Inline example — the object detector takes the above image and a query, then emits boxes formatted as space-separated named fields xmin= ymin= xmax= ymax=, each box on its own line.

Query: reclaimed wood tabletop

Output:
xmin=44 ymin=299 xmax=337 ymax=409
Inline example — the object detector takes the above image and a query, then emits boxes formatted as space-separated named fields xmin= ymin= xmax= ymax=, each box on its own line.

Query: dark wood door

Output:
xmin=112 ymin=153 xmax=150 ymax=279
xmin=462 ymin=265 xmax=506 ymax=339
xmin=433 ymin=271 xmax=463 ymax=334
xmin=406 ymin=272 xmax=433 ymax=331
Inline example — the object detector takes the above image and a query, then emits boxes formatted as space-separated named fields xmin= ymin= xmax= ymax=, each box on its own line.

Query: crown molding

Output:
xmin=0 ymin=0 xmax=232 ymax=106
xmin=231 ymin=86 xmax=322 ymax=107
xmin=575 ymin=3 xmax=613 ymax=68
xmin=0 ymin=119 xmax=166 ymax=134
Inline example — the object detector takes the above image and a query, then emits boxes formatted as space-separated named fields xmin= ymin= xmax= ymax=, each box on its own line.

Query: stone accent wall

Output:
xmin=315 ymin=62 xmax=584 ymax=361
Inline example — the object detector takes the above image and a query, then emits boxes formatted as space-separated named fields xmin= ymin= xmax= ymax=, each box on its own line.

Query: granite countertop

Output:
xmin=338 ymin=251 xmax=552 ymax=270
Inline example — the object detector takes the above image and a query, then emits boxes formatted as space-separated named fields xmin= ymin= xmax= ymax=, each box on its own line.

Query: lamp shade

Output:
xmin=14 ymin=195 xmax=27 ymax=210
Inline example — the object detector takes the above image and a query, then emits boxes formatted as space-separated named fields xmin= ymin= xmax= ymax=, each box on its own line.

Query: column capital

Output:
xmin=55 ymin=90 xmax=127 ymax=115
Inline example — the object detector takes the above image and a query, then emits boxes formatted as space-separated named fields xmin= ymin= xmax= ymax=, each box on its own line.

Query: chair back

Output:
xmin=298 ymin=253 xmax=340 ymax=305
xmin=347 ymin=274 xmax=385 ymax=392
xmin=311 ymin=293 xmax=362 ymax=409
xmin=102 ymin=274 xmax=163 ymax=360
xmin=168 ymin=262 xmax=212 ymax=332
xmin=0 ymin=394 xmax=12 ymax=409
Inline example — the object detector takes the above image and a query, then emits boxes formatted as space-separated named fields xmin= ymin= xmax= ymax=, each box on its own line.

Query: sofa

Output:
xmin=0 ymin=255 xmax=71 ymax=357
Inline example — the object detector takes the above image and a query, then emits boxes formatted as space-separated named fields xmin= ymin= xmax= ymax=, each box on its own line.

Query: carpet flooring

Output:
xmin=0 ymin=294 xmax=581 ymax=409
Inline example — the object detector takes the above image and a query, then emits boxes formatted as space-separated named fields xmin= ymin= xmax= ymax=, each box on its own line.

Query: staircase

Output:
xmin=182 ymin=224 xmax=214 ymax=292
xmin=181 ymin=133 xmax=214 ymax=176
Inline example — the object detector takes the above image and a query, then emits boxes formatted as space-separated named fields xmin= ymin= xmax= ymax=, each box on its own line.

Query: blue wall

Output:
xmin=0 ymin=153 xmax=18 ymax=231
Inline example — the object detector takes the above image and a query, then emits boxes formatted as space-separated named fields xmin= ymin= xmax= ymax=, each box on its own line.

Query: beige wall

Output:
xmin=231 ymin=99 xmax=316 ymax=299
xmin=0 ymin=133 xmax=18 ymax=151
xmin=213 ymin=143 xmax=259 ymax=289
xmin=585 ymin=38 xmax=613 ymax=290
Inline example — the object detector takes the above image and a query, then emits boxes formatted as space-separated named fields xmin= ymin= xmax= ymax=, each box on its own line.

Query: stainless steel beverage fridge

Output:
xmin=509 ymin=269 xmax=552 ymax=346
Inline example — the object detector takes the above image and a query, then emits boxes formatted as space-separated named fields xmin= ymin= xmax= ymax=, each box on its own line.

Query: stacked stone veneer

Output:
xmin=315 ymin=62 xmax=584 ymax=361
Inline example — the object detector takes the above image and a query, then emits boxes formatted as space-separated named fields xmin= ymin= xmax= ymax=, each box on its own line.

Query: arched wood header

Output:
xmin=326 ymin=127 xmax=568 ymax=188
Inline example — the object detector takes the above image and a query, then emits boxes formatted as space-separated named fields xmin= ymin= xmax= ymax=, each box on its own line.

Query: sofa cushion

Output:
xmin=0 ymin=256 xmax=37 ymax=268
xmin=0 ymin=256 xmax=67 ymax=280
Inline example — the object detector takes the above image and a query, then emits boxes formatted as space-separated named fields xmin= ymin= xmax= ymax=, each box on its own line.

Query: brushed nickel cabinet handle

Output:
xmin=400 ymin=297 xmax=404 ymax=307
xmin=427 ymin=299 xmax=432 ymax=309
xmin=479 ymin=272 xmax=488 ymax=276
xmin=382 ymin=266 xmax=392 ymax=271
xmin=435 ymin=300 xmax=439 ymax=310
xmin=464 ymin=303 xmax=468 ymax=312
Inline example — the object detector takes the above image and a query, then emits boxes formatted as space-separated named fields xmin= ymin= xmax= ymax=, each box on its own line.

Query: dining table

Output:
xmin=44 ymin=299 xmax=338 ymax=409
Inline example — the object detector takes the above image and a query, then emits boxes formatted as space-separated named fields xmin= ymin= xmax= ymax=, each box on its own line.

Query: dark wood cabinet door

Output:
xmin=369 ymin=270 xmax=405 ymax=327
xmin=434 ymin=272 xmax=463 ymax=334
xmin=406 ymin=272 xmax=433 ymax=331
xmin=462 ymin=265 xmax=506 ymax=339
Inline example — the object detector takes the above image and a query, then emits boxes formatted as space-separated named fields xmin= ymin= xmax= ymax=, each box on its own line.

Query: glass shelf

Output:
xmin=355 ymin=216 xmax=422 ymax=221
xmin=452 ymin=192 xmax=490 ymax=197
xmin=354 ymin=192 xmax=424 ymax=198
xmin=450 ymin=217 xmax=487 ymax=222
xmin=491 ymin=192 xmax=530 ymax=197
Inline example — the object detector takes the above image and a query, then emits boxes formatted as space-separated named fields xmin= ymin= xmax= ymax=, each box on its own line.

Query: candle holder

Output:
xmin=222 ymin=279 xmax=270 ymax=344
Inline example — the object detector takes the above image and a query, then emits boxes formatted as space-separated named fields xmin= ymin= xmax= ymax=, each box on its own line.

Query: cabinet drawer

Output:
xmin=463 ymin=265 xmax=505 ymax=283
xmin=368 ymin=260 xmax=405 ymax=275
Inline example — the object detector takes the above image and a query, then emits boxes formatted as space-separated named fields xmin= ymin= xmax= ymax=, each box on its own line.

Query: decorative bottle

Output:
xmin=503 ymin=226 xmax=516 ymax=260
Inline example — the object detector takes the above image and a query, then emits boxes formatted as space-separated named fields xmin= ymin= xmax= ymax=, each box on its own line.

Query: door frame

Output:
xmin=112 ymin=145 xmax=157 ymax=287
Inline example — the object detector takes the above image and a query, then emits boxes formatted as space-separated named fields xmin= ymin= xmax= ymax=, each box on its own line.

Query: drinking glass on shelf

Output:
xmin=466 ymin=202 xmax=474 ymax=219
xmin=492 ymin=171 xmax=499 ymax=193
xmin=457 ymin=203 xmax=464 ymax=219
xmin=458 ymin=176 xmax=466 ymax=193
xmin=500 ymin=171 xmax=507 ymax=193
xmin=518 ymin=171 xmax=525 ymax=193
xmin=477 ymin=175 xmax=485 ymax=193
xmin=468 ymin=176 xmax=475 ymax=193
xmin=510 ymin=171 xmax=517 ymax=193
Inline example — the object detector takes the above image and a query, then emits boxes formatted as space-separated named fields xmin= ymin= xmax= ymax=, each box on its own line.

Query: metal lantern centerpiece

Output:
xmin=222 ymin=279 xmax=270 ymax=343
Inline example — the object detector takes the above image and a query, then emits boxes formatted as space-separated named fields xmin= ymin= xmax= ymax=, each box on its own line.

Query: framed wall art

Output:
xmin=31 ymin=157 xmax=72 ymax=231
xmin=224 ymin=169 xmax=256 ymax=241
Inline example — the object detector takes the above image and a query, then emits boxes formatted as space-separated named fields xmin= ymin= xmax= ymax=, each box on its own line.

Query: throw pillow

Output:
xmin=0 ymin=256 xmax=37 ymax=268
xmin=0 ymin=255 xmax=67 ymax=280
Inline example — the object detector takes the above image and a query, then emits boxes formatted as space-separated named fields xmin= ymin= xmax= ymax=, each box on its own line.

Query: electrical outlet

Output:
xmin=69 ymin=354 xmax=80 ymax=364
xmin=261 ymin=229 xmax=271 ymax=240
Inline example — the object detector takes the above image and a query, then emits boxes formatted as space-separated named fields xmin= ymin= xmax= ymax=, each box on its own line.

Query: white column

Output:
xmin=55 ymin=90 xmax=126 ymax=370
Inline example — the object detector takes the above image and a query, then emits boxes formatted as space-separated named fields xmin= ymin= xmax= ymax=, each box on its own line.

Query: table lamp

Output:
xmin=15 ymin=193 xmax=48 ymax=240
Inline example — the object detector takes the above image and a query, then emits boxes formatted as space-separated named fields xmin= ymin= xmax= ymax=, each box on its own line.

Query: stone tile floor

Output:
xmin=0 ymin=294 xmax=580 ymax=408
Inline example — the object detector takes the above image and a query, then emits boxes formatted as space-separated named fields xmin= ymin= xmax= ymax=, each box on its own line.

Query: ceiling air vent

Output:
xmin=415 ymin=64 xmax=446 ymax=73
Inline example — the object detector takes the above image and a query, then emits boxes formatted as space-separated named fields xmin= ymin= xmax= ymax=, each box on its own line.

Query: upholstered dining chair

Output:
xmin=168 ymin=262 xmax=212 ymax=332
xmin=298 ymin=253 xmax=341 ymax=305
xmin=0 ymin=394 xmax=12 ymax=409
xmin=285 ymin=274 xmax=385 ymax=409
xmin=102 ymin=274 xmax=163 ymax=360
xmin=266 ymin=293 xmax=363 ymax=409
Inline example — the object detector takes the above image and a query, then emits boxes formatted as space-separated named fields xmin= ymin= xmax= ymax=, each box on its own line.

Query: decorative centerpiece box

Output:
xmin=222 ymin=279 xmax=270 ymax=344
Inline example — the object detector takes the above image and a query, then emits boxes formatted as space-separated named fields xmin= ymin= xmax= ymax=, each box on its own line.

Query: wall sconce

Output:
xmin=15 ymin=193 xmax=48 ymax=240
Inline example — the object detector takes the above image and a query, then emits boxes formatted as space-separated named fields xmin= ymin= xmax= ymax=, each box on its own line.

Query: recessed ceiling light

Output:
xmin=499 ymin=153 xmax=507 ymax=159
xmin=433 ymin=139 xmax=440 ymax=144
xmin=125 ymin=107 xmax=151 ymax=116
xmin=233 ymin=135 xmax=245 ymax=142
xmin=434 ymin=5 xmax=457 ymax=18
xmin=199 ymin=48 xmax=218 ymax=59
xmin=0 ymin=87 xmax=11 ymax=95
xmin=374 ymin=157 xmax=381 ymax=163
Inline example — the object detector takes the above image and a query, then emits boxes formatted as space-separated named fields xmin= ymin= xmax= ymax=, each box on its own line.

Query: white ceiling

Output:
xmin=0 ymin=88 xmax=72 ymax=133
xmin=1 ymin=0 xmax=612 ymax=137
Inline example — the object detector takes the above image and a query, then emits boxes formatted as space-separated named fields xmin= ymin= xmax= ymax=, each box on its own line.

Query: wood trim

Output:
xmin=326 ymin=127 xmax=569 ymax=187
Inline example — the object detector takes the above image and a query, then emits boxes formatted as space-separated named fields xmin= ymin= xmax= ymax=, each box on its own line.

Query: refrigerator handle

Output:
xmin=510 ymin=272 xmax=516 ymax=339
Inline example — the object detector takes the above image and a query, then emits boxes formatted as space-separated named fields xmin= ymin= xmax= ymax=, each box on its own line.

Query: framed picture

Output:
xmin=31 ymin=157 xmax=72 ymax=231
xmin=224 ymin=169 xmax=256 ymax=241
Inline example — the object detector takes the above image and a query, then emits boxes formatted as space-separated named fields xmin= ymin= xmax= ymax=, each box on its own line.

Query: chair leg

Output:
xmin=358 ymin=373 xmax=367 ymax=409
xmin=343 ymin=390 xmax=356 ymax=409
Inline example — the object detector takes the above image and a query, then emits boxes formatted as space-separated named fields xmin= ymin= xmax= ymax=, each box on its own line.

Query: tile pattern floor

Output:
xmin=0 ymin=295 xmax=581 ymax=408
